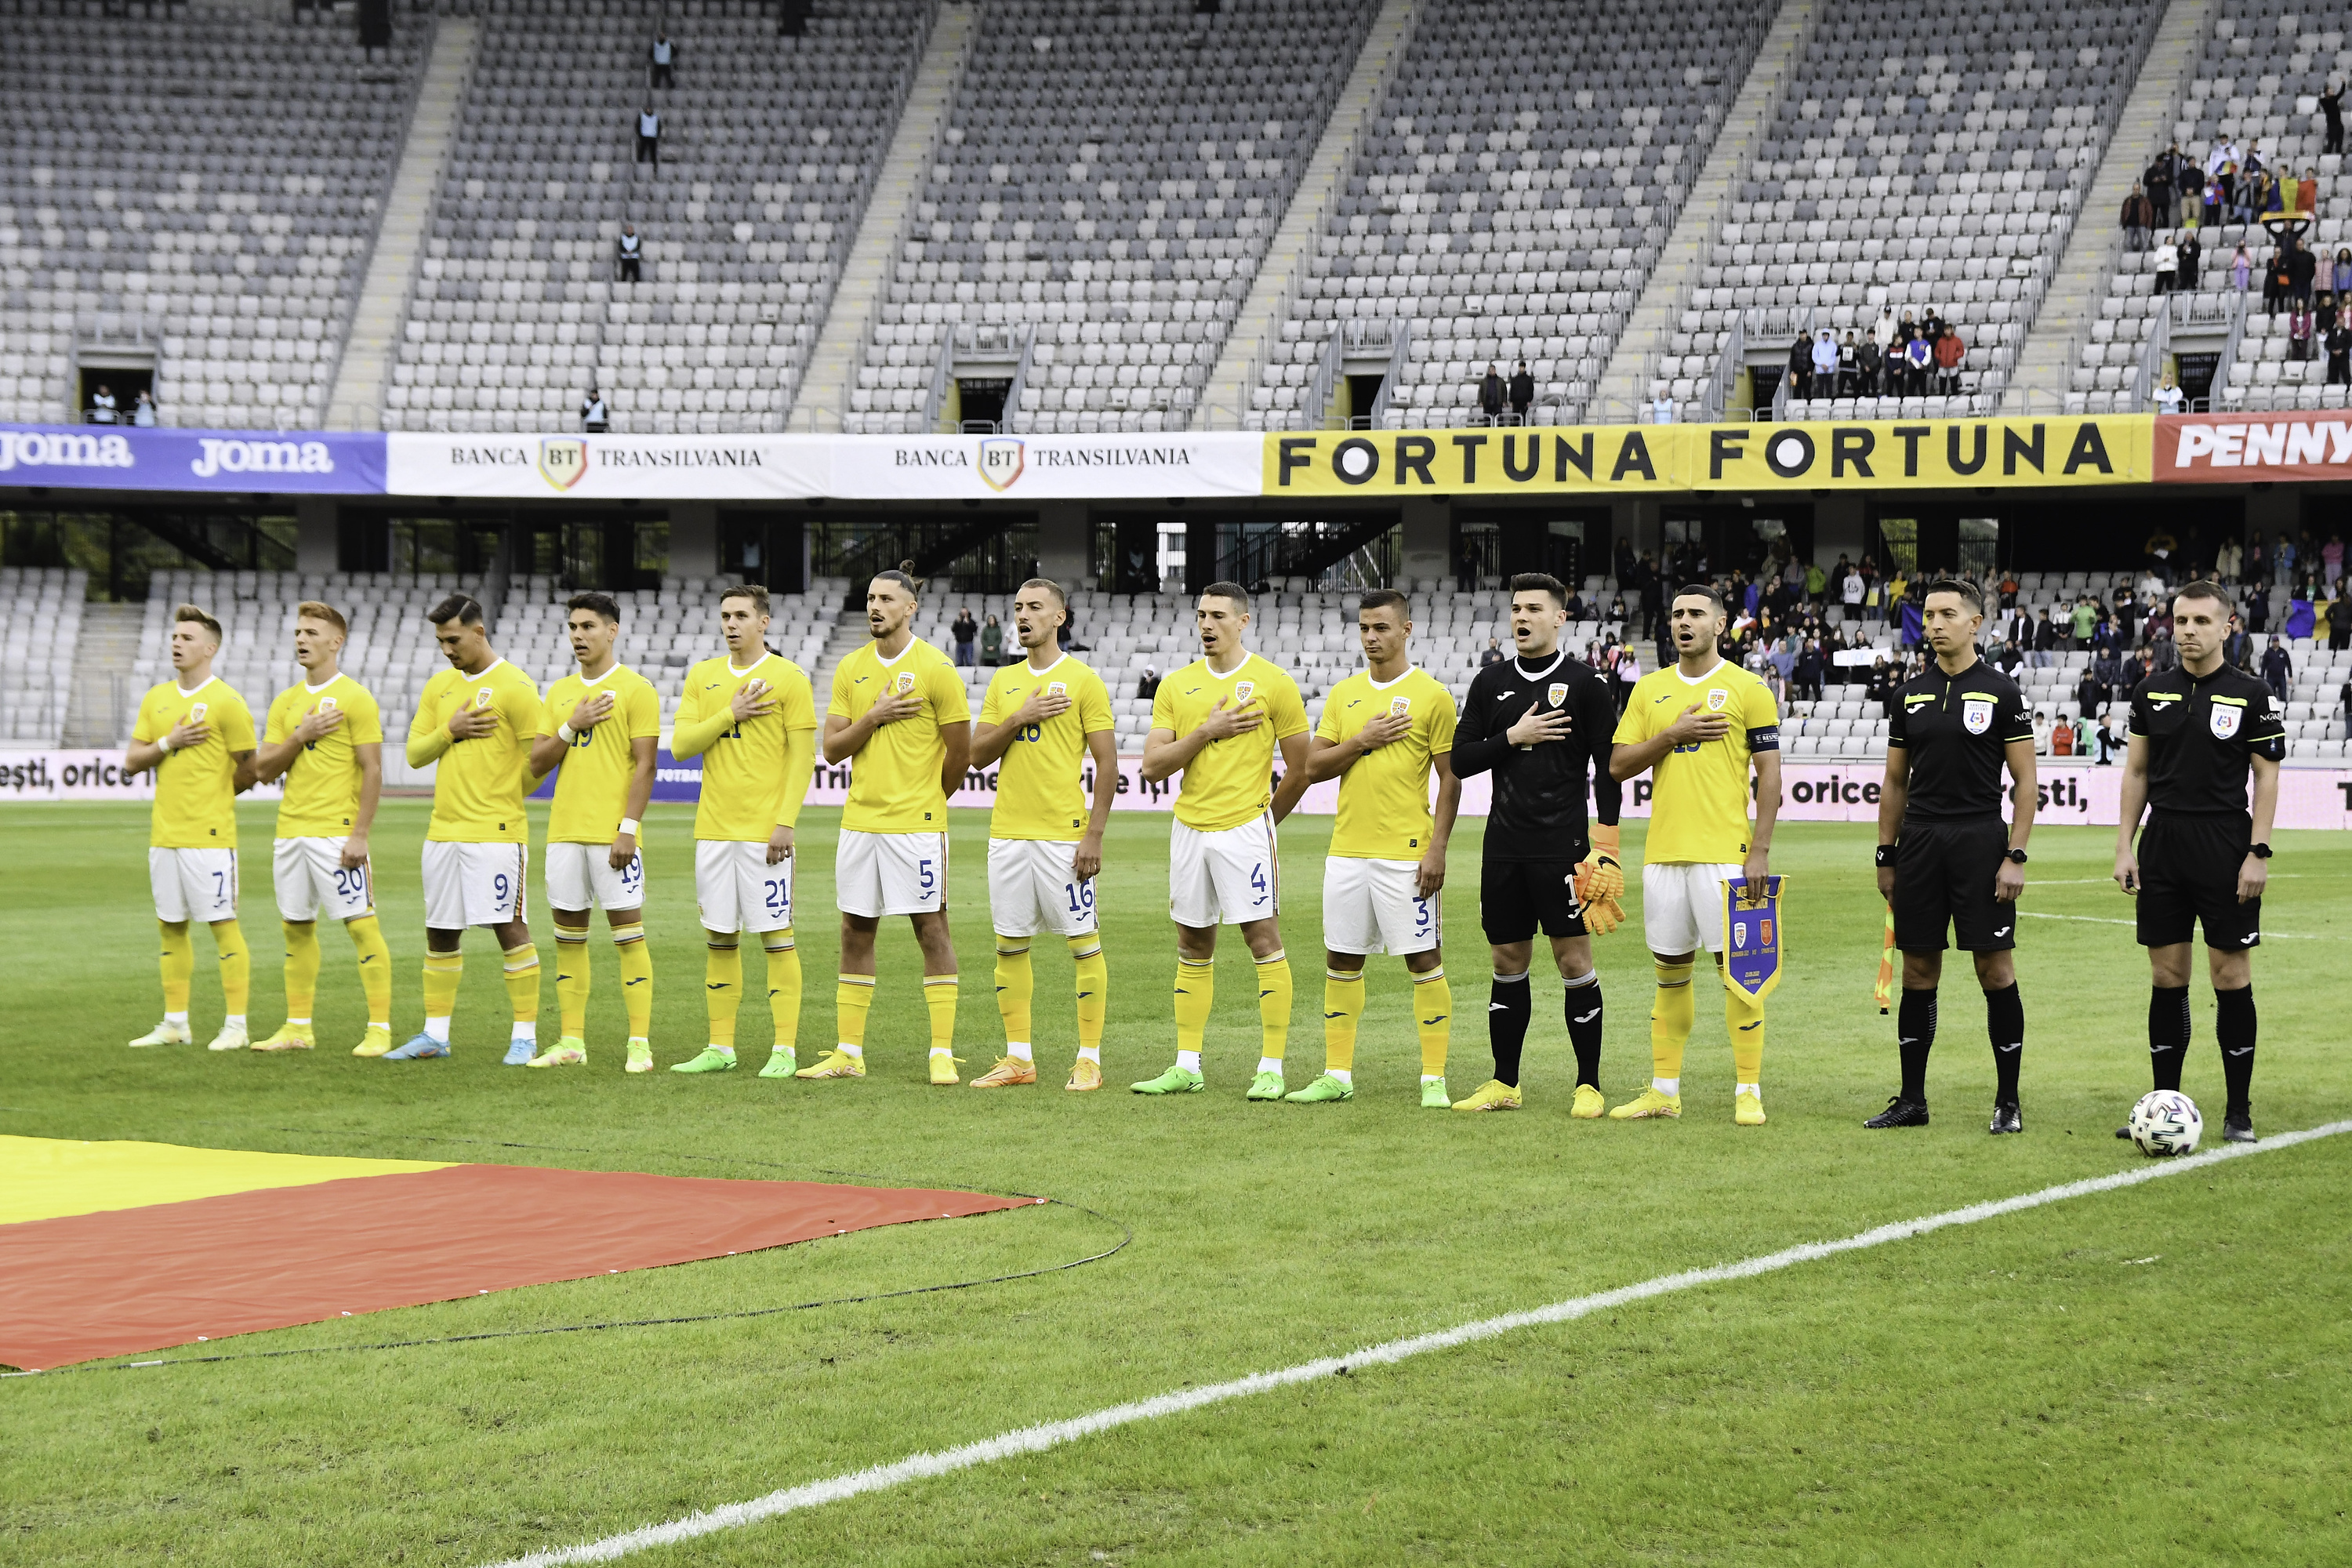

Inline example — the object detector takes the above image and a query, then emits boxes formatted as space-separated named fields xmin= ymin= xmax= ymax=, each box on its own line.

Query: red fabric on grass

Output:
xmin=0 ymin=1164 xmax=1031 ymax=1370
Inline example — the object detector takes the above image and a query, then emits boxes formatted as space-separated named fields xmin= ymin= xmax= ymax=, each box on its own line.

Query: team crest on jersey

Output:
xmin=319 ymin=695 xmax=339 ymax=713
xmin=1389 ymin=694 xmax=1412 ymax=717
xmin=1706 ymin=688 xmax=1730 ymax=712
xmin=1962 ymin=697 xmax=1993 ymax=735
xmin=1233 ymin=681 xmax=1256 ymax=705
xmin=476 ymin=687 xmax=495 ymax=708
xmin=1047 ymin=681 xmax=1069 ymax=699
xmin=1546 ymin=682 xmax=1566 ymax=707
xmin=891 ymin=670 xmax=916 ymax=697
xmin=189 ymin=702 xmax=208 ymax=722
xmin=2209 ymin=703 xmax=2241 ymax=739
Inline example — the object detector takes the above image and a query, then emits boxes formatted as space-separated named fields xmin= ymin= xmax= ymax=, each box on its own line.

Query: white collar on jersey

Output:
xmin=1203 ymin=653 xmax=1254 ymax=680
xmin=871 ymin=639 xmax=919 ymax=670
xmin=1022 ymin=651 xmax=1069 ymax=678
xmin=173 ymin=673 xmax=218 ymax=699
xmin=577 ymin=662 xmax=626 ymax=688
xmin=1674 ymin=659 xmax=1729 ymax=686
xmin=1510 ymin=648 xmax=1566 ymax=681
xmin=1365 ymin=663 xmax=1419 ymax=690
xmin=302 ymin=673 xmax=343 ymax=695
xmin=459 ymin=657 xmax=508 ymax=682
xmin=725 ymin=652 xmax=772 ymax=678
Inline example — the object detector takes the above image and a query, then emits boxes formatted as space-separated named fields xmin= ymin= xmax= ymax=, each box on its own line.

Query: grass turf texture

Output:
xmin=2 ymin=801 xmax=2347 ymax=1566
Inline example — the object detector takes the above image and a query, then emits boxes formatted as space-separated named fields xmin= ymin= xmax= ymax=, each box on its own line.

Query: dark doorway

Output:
xmin=77 ymin=365 xmax=152 ymax=423
xmin=1345 ymin=372 xmax=1386 ymax=427
xmin=957 ymin=379 xmax=1009 ymax=431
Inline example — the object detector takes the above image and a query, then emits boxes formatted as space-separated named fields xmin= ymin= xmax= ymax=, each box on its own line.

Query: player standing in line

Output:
xmin=526 ymin=593 xmax=660 ymax=1071
xmin=2114 ymin=580 xmax=2285 ymax=1144
xmin=243 ymin=601 xmax=394 ymax=1056
xmin=125 ymin=604 xmax=256 ymax=1051
xmin=386 ymin=595 xmax=543 ymax=1062
xmin=1293 ymin=589 xmax=1461 ymax=1107
xmin=1867 ymin=578 xmax=2038 ymax=1134
xmin=1447 ymin=572 xmax=1624 ymax=1113
xmin=666 ymin=584 xmax=818 ymax=1077
xmin=1607 ymin=584 xmax=1782 ymax=1125
xmin=803 ymin=569 xmax=971 ymax=1085
xmin=966 ymin=578 xmax=1116 ymax=1091
xmin=1132 ymin=583 xmax=1312 ymax=1100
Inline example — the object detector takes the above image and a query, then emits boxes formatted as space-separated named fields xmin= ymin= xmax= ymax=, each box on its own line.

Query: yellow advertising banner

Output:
xmin=1261 ymin=416 xmax=2154 ymax=495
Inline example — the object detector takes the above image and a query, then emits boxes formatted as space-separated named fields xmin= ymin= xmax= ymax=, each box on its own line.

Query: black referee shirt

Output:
xmin=1451 ymin=648 xmax=1622 ymax=859
xmin=1887 ymin=657 xmax=2032 ymax=820
xmin=2128 ymin=661 xmax=2288 ymax=814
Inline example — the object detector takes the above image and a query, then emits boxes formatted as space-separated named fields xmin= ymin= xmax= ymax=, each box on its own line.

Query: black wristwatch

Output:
xmin=1875 ymin=843 xmax=1896 ymax=867
xmin=2249 ymin=842 xmax=2273 ymax=860
xmin=2005 ymin=848 xmax=2029 ymax=865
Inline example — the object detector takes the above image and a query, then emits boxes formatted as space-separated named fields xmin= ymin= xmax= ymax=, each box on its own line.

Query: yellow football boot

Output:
xmin=350 ymin=1025 xmax=395 ymax=1058
xmin=1734 ymin=1088 xmax=1767 ymax=1126
xmin=1608 ymin=1087 xmax=1683 ymax=1120
xmin=970 ymin=1054 xmax=1037 ymax=1088
xmin=250 ymin=1023 xmax=314 ymax=1053
xmin=793 ymin=1047 xmax=866 ymax=1080
xmin=1570 ymin=1083 xmax=1606 ymax=1119
xmin=1449 ymin=1079 xmax=1523 ymax=1112
xmin=929 ymin=1051 xmax=965 ymax=1086
xmin=1065 ymin=1057 xmax=1104 ymax=1092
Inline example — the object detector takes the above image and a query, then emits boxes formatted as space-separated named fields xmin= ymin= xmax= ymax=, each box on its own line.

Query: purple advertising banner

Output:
xmin=0 ymin=424 xmax=386 ymax=494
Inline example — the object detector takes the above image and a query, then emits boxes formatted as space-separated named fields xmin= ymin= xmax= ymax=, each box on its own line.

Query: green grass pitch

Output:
xmin=3 ymin=802 xmax=2349 ymax=1566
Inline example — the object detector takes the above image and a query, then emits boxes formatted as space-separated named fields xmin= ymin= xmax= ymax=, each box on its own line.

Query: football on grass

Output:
xmin=2129 ymin=1090 xmax=2203 ymax=1158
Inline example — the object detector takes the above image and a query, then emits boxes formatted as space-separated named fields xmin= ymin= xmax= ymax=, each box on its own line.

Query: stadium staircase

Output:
xmin=61 ymin=603 xmax=144 ymax=750
xmin=1196 ymin=0 xmax=1417 ymax=431
xmin=790 ymin=3 xmax=975 ymax=434
xmin=2003 ymin=0 xmax=2212 ymax=415
xmin=326 ymin=16 xmax=479 ymax=430
xmin=1590 ymin=0 xmax=1818 ymax=419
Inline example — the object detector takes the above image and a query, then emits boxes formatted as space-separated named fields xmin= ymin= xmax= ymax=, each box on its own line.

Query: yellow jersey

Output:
xmin=672 ymin=652 xmax=818 ymax=842
xmin=829 ymin=637 xmax=969 ymax=833
xmin=979 ymin=653 xmax=1114 ymax=841
xmin=408 ymin=659 xmax=542 ymax=844
xmin=1149 ymin=652 xmax=1309 ymax=832
xmin=1315 ymin=666 xmax=1457 ymax=859
xmin=132 ymin=675 xmax=256 ymax=849
xmin=263 ymin=673 xmax=383 ymax=840
xmin=1611 ymin=659 xmax=1780 ymax=864
xmin=537 ymin=664 xmax=662 ymax=844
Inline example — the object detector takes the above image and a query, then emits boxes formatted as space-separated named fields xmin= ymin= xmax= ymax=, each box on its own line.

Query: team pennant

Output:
xmin=1720 ymin=874 xmax=1786 ymax=1001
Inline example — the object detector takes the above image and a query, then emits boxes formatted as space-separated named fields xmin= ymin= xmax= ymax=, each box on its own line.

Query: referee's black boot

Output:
xmin=2223 ymin=1112 xmax=2258 ymax=1144
xmin=1987 ymin=1102 xmax=2023 ymax=1135
xmin=1864 ymin=1096 xmax=1929 ymax=1128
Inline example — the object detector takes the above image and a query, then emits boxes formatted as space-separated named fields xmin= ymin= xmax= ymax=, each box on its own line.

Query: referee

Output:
xmin=1448 ymin=572 xmax=1623 ymax=1112
xmin=1867 ymin=576 xmax=2038 ymax=1134
xmin=2113 ymin=580 xmax=2285 ymax=1145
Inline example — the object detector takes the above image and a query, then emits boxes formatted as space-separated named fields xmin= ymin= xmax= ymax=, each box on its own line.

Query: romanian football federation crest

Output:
xmin=539 ymin=437 xmax=589 ymax=491
xmin=1720 ymin=874 xmax=1786 ymax=1001
xmin=1047 ymin=681 xmax=1069 ymax=699
xmin=475 ymin=687 xmax=495 ymax=709
xmin=189 ymin=702 xmax=208 ymax=723
xmin=1707 ymin=688 xmax=1730 ymax=712
xmin=1962 ymin=697 xmax=1994 ymax=735
xmin=891 ymin=670 xmax=917 ymax=697
xmin=1389 ymin=694 xmax=1412 ymax=717
xmin=318 ymin=695 xmax=338 ymax=713
xmin=2209 ymin=702 xmax=2241 ymax=739
xmin=977 ymin=437 xmax=1026 ymax=492
xmin=1233 ymin=680 xmax=1256 ymax=706
xmin=1546 ymin=682 xmax=1567 ymax=708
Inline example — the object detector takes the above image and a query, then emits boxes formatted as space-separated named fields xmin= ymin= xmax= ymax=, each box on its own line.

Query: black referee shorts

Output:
xmin=2137 ymin=812 xmax=2260 ymax=950
xmin=1480 ymin=856 xmax=1586 ymax=945
xmin=1892 ymin=817 xmax=2014 ymax=953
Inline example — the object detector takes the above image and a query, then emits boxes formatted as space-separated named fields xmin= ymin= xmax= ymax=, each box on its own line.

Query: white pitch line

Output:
xmin=2016 ymin=911 xmax=2336 ymax=939
xmin=479 ymin=1118 xmax=2352 ymax=1568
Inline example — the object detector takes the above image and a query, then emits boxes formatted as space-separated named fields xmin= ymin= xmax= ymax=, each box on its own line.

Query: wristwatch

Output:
xmin=2249 ymin=842 xmax=2273 ymax=859
xmin=2005 ymin=848 xmax=2030 ymax=865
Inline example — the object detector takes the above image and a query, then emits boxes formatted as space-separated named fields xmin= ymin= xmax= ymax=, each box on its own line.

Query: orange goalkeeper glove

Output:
xmin=1573 ymin=825 xmax=1626 ymax=937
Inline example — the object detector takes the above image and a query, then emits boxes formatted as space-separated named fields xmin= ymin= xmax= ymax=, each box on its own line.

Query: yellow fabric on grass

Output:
xmin=0 ymin=1134 xmax=449 ymax=1227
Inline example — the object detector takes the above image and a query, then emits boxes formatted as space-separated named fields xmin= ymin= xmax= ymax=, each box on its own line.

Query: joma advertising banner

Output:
xmin=0 ymin=423 xmax=384 ymax=494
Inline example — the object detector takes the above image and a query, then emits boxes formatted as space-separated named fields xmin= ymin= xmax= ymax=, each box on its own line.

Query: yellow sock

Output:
xmin=1726 ymin=967 xmax=1766 ymax=1085
xmin=502 ymin=942 xmax=540 ymax=1027
xmin=1174 ymin=957 xmax=1214 ymax=1055
xmin=993 ymin=939 xmax=1035 ymax=1047
xmin=213 ymin=920 xmax=249 ymax=1018
xmin=836 ymin=972 xmax=874 ymax=1051
xmin=1256 ymin=949 xmax=1294 ymax=1062
xmin=422 ymin=949 xmax=463 ymax=1026
xmin=705 ymin=942 xmax=742 ymax=1049
xmin=1413 ymin=966 xmax=1451 ymax=1076
xmin=347 ymin=914 xmax=392 ymax=1028
xmin=554 ymin=927 xmax=592 ymax=1039
xmin=1069 ymin=935 xmax=1106 ymax=1054
xmin=764 ymin=930 xmax=800 ymax=1051
xmin=1651 ymin=960 xmax=1695 ymax=1085
xmin=158 ymin=921 xmax=194 ymax=1015
xmin=281 ymin=921 xmax=321 ymax=1022
xmin=1322 ymin=967 xmax=1364 ymax=1072
xmin=925 ymin=974 xmax=959 ymax=1054
xmin=613 ymin=922 xmax=652 ymax=1038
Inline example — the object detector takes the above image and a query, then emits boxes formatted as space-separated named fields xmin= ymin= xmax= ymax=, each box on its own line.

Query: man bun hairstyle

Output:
xmin=174 ymin=602 xmax=223 ymax=643
xmin=1359 ymin=587 xmax=1409 ymax=618
xmin=426 ymin=593 xmax=485 ymax=627
xmin=719 ymin=582 xmax=770 ymax=616
xmin=293 ymin=600 xmax=347 ymax=634
xmin=871 ymin=568 xmax=920 ymax=600
xmin=1200 ymin=580 xmax=1251 ymax=611
xmin=566 ymin=590 xmax=622 ymax=624
xmin=1508 ymin=572 xmax=1566 ymax=608
xmin=1672 ymin=583 xmax=1727 ymax=617
xmin=1019 ymin=575 xmax=1069 ymax=608
xmin=1922 ymin=575 xmax=1984 ymax=613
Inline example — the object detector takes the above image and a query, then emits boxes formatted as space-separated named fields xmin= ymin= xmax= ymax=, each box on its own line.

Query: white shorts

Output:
xmin=1323 ymin=856 xmax=1439 ymax=956
xmin=835 ymin=829 xmax=947 ymax=919
xmin=150 ymin=847 xmax=238 ymax=924
xmin=695 ymin=840 xmax=793 ymax=935
xmin=988 ymin=837 xmax=1097 ymax=938
xmin=546 ymin=840 xmax=647 ymax=913
xmin=1642 ymin=862 xmax=1744 ymax=956
xmin=421 ymin=840 xmax=528 ymax=930
xmin=1169 ymin=814 xmax=1279 ymax=928
xmin=273 ymin=836 xmax=374 ymax=923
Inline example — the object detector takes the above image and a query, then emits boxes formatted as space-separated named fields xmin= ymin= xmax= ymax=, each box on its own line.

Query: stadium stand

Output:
xmin=844 ymin=0 xmax=1378 ymax=434
xmin=0 ymin=568 xmax=85 ymax=746
xmin=383 ymin=0 xmax=927 ymax=434
xmin=1246 ymin=0 xmax=1769 ymax=430
xmin=0 ymin=9 xmax=423 ymax=430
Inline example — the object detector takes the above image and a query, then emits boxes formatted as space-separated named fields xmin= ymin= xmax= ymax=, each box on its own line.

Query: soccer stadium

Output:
xmin=4 ymin=0 xmax=2350 ymax=1562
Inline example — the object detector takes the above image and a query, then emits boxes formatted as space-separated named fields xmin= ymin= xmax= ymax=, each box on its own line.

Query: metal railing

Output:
xmin=1702 ymin=310 xmax=1744 ymax=422
xmin=1001 ymin=322 xmax=1038 ymax=435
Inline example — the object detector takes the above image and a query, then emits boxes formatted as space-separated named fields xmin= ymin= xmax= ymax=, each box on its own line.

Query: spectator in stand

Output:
xmin=1994 ymin=637 xmax=2023 ymax=677
xmin=2204 ymin=172 xmax=2226 ymax=229
xmin=1838 ymin=330 xmax=1860 ymax=395
xmin=2076 ymin=663 xmax=2107 ymax=721
xmin=2152 ymin=232 xmax=2179 ymax=295
xmin=2071 ymin=596 xmax=2096 ymax=649
xmin=2121 ymin=182 xmax=2154 ymax=252
xmin=132 ymin=390 xmax=157 ymax=427
xmin=1933 ymin=323 xmax=1964 ymax=397
xmin=1865 ymin=655 xmax=1894 ymax=718
xmin=2297 ymin=165 xmax=2321 ymax=217
xmin=2325 ymin=533 xmax=2344 ymax=590
xmin=2264 ymin=245 xmax=2290 ymax=314
xmin=2319 ymin=290 xmax=2339 ymax=338
xmin=1903 ymin=328 xmax=1933 ymax=395
xmin=980 ymin=613 xmax=1003 ymax=666
xmin=581 ymin=388 xmax=609 ymax=431
xmin=950 ymin=607 xmax=977 ymax=666
xmin=1871 ymin=306 xmax=1898 ymax=389
xmin=1787 ymin=335 xmax=1812 ymax=401
xmin=2335 ymin=246 xmax=2352 ymax=296
xmin=2154 ymin=372 xmax=2184 ymax=414
xmin=2099 ymin=706 xmax=2129 ymax=764
xmin=636 ymin=103 xmax=662 ymax=169
xmin=1614 ymin=644 xmax=1640 ymax=712
xmin=2328 ymin=313 xmax=2352 ymax=387
xmin=2178 ymin=227 xmax=2201 ymax=291
xmin=2214 ymin=535 xmax=2242 ymax=585
xmin=1810 ymin=329 xmax=1838 ymax=399
xmin=2289 ymin=300 xmax=2315 ymax=362
xmin=1478 ymin=363 xmax=1505 ymax=423
xmin=1508 ymin=360 xmax=1534 ymax=423
xmin=2260 ymin=635 xmax=2292 ymax=704
xmin=2031 ymin=709 xmax=2053 ymax=756
xmin=1840 ymin=557 xmax=1864 ymax=618
xmin=1478 ymin=637 xmax=1504 ymax=669
xmin=1562 ymin=583 xmax=1588 ymax=622
xmin=2288 ymin=235 xmax=2318 ymax=309
xmin=649 ymin=31 xmax=676 ymax=89
xmin=2325 ymin=82 xmax=2346 ymax=158
xmin=2032 ymin=608 xmax=2059 ymax=668
xmin=2230 ymin=244 xmax=2252 ymax=292
xmin=88 ymin=383 xmax=117 ymax=423
xmin=1136 ymin=666 xmax=1160 ymax=702
xmin=2145 ymin=152 xmax=2174 ymax=224
xmin=617 ymin=223 xmax=643 ymax=283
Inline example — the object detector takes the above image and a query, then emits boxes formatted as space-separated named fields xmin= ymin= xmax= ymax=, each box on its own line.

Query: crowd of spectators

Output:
xmin=1783 ymin=307 xmax=1964 ymax=401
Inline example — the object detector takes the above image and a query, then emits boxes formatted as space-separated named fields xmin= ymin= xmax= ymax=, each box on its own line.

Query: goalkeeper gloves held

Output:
xmin=1573 ymin=824 xmax=1626 ymax=937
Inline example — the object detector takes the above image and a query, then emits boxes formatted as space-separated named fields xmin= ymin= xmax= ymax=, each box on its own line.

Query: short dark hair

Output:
xmin=870 ymin=568 xmax=919 ymax=599
xmin=427 ymin=593 xmax=485 ymax=627
xmin=2173 ymin=579 xmax=2231 ymax=612
xmin=719 ymin=583 xmax=770 ymax=615
xmin=1921 ymin=575 xmax=1984 ymax=613
xmin=1200 ymin=581 xmax=1250 ymax=611
xmin=1671 ymin=583 xmax=1726 ymax=617
xmin=1358 ymin=588 xmax=1409 ymax=619
xmin=1018 ymin=576 xmax=1067 ymax=608
xmin=1507 ymin=572 xmax=1566 ymax=608
xmin=565 ymin=590 xmax=621 ymax=624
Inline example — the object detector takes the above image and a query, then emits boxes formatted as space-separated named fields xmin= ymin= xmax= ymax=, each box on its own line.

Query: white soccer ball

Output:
xmin=2129 ymin=1090 xmax=2203 ymax=1157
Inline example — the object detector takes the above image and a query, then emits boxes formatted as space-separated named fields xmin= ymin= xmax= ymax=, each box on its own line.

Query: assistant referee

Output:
xmin=1868 ymin=576 xmax=2038 ymax=1134
xmin=2113 ymin=579 xmax=2285 ymax=1145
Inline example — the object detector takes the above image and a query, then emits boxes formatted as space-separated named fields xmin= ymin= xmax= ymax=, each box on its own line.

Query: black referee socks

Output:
xmin=2148 ymin=984 xmax=2192 ymax=1092
xmin=1489 ymin=971 xmax=1530 ymax=1087
xmin=2216 ymin=985 xmax=2256 ymax=1119
xmin=1897 ymin=986 xmax=1937 ymax=1102
xmin=1984 ymin=983 xmax=2024 ymax=1105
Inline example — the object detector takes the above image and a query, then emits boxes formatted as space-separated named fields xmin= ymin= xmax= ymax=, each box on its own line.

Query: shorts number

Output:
xmin=493 ymin=873 xmax=511 ymax=906
xmin=764 ymin=877 xmax=789 ymax=916
xmin=918 ymin=858 xmax=936 ymax=893
xmin=1414 ymin=897 xmax=1433 ymax=934
xmin=620 ymin=856 xmax=644 ymax=892
xmin=212 ymin=870 xmax=227 ymax=898
xmin=1066 ymin=879 xmax=1094 ymax=914
xmin=1249 ymin=863 xmax=1268 ymax=894
xmin=333 ymin=866 xmax=368 ymax=900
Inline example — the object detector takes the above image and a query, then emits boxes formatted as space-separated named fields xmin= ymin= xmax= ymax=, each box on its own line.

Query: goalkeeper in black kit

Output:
xmin=1446 ymin=572 xmax=1624 ymax=1112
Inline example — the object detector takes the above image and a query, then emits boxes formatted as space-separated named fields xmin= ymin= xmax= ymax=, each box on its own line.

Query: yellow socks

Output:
xmin=213 ymin=920 xmax=249 ymax=1020
xmin=1255 ymin=949 xmax=1293 ymax=1063
xmin=421 ymin=949 xmax=463 ymax=1042
xmin=705 ymin=940 xmax=742 ymax=1049
xmin=281 ymin=921 xmax=321 ymax=1023
xmin=993 ymin=939 xmax=1035 ymax=1050
xmin=554 ymin=926 xmax=592 ymax=1039
xmin=1323 ymin=967 xmax=1364 ymax=1073
xmin=1650 ymin=959 xmax=1695 ymax=1091
xmin=503 ymin=942 xmax=540 ymax=1031
xmin=1174 ymin=957 xmax=1214 ymax=1060
xmin=347 ymin=914 xmax=392 ymax=1029
xmin=925 ymin=974 xmax=959 ymax=1058
xmin=763 ymin=930 xmax=800 ymax=1051
xmin=835 ymin=972 xmax=874 ymax=1054
xmin=158 ymin=921 xmax=194 ymax=1018
xmin=1413 ymin=966 xmax=1451 ymax=1077
xmin=1726 ymin=969 xmax=1766 ymax=1087
xmin=613 ymin=921 xmax=652 ymax=1039
xmin=1069 ymin=935 xmax=1107 ymax=1060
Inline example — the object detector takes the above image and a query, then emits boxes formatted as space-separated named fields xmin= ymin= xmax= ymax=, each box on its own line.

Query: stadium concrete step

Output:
xmin=789 ymin=3 xmax=975 ymax=434
xmin=804 ymin=612 xmax=877 ymax=705
xmin=325 ymin=16 xmax=480 ymax=430
xmin=61 ymin=603 xmax=144 ymax=750
xmin=1193 ymin=0 xmax=1416 ymax=431
xmin=2005 ymin=0 xmax=2212 ymax=415
xmin=1589 ymin=0 xmax=1821 ymax=420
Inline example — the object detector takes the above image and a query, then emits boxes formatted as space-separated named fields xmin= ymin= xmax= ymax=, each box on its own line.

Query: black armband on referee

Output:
xmin=1875 ymin=842 xmax=1897 ymax=868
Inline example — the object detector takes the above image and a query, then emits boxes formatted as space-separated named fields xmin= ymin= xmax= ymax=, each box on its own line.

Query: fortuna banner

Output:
xmin=1721 ymin=874 xmax=1786 ymax=1001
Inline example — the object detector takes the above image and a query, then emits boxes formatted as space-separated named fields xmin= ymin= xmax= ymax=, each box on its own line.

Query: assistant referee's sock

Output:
xmin=2216 ymin=984 xmax=2256 ymax=1120
xmin=1488 ymin=969 xmax=1530 ymax=1087
xmin=2148 ymin=983 xmax=2191 ymax=1092
xmin=1322 ymin=967 xmax=1364 ymax=1073
xmin=1984 ymin=982 xmax=2024 ymax=1104
xmin=1898 ymin=986 xmax=1938 ymax=1102
xmin=1563 ymin=968 xmax=1603 ymax=1089
xmin=1650 ymin=960 xmax=1695 ymax=1085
